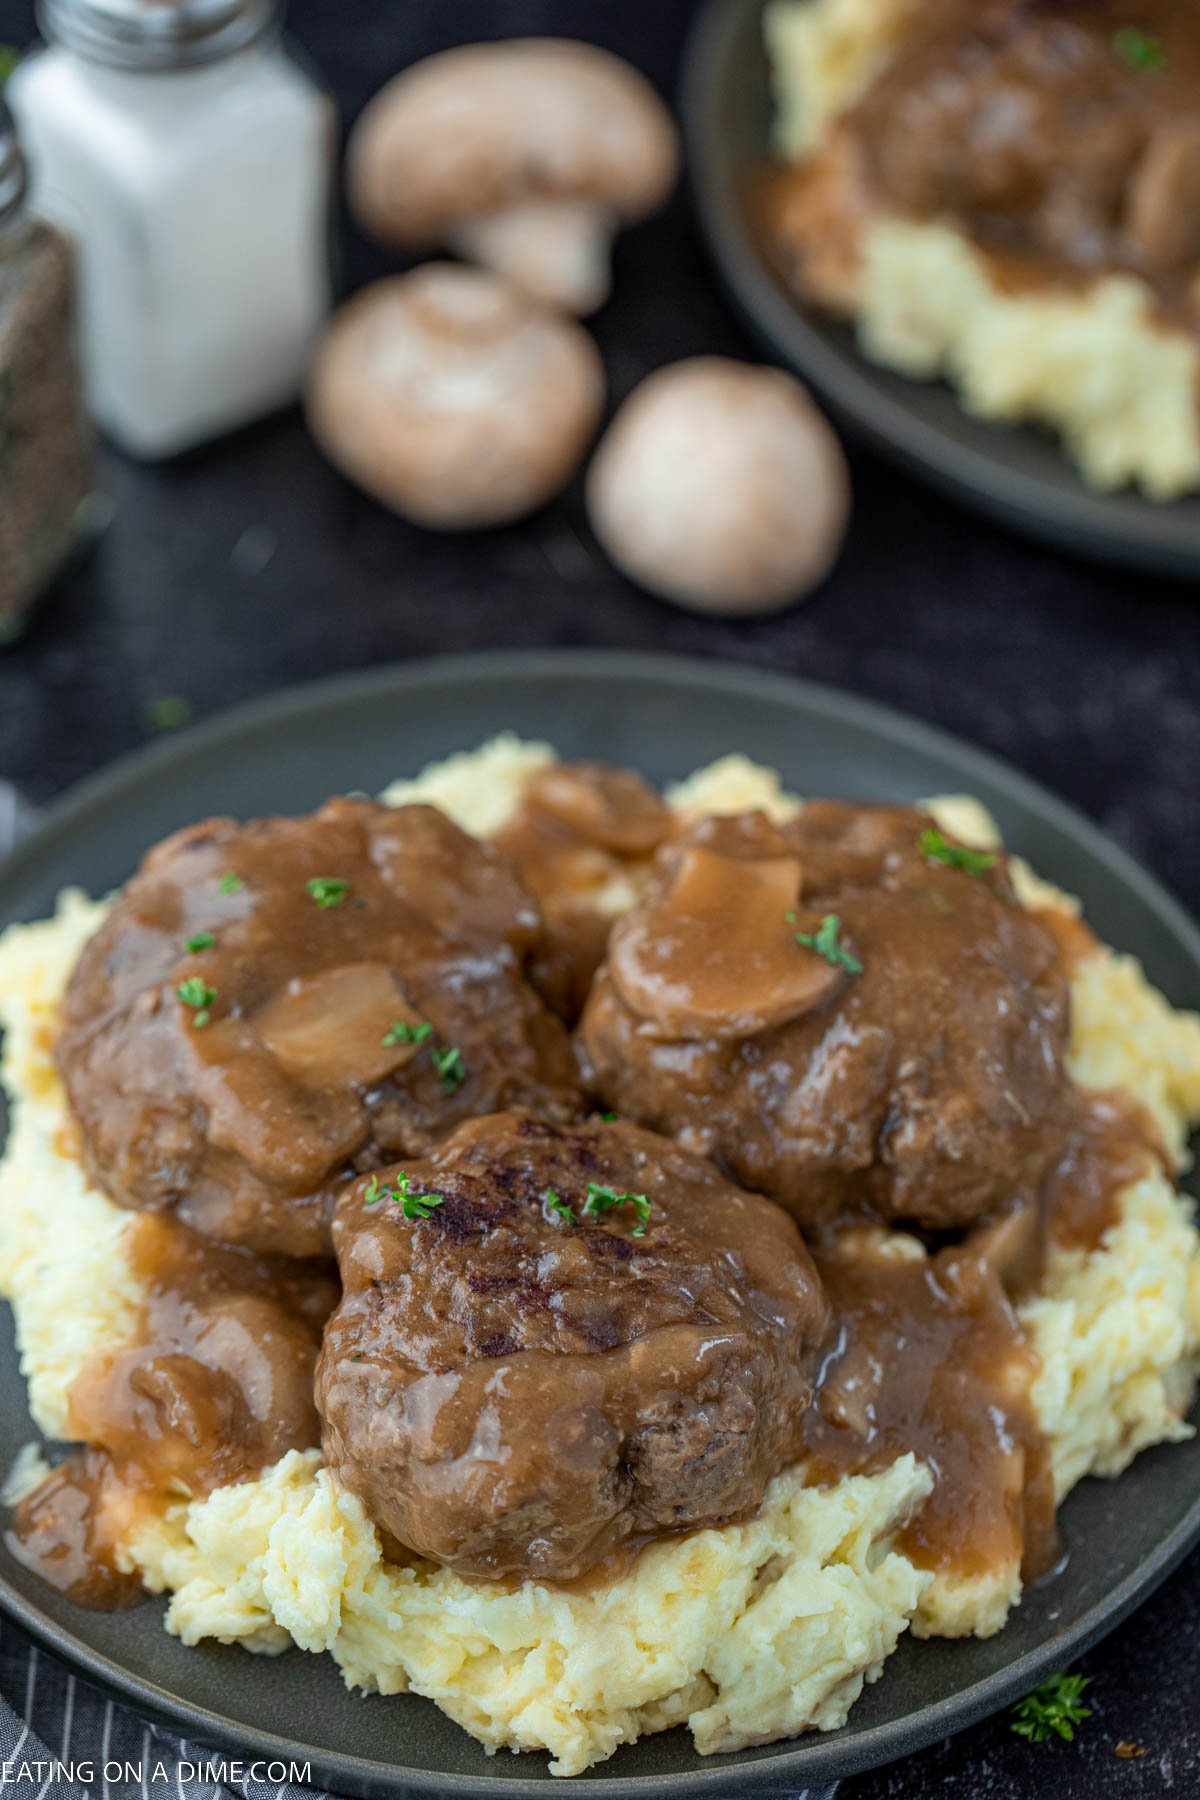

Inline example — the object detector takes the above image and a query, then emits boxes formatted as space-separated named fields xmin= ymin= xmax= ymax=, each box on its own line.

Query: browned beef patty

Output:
xmin=316 ymin=1111 xmax=829 ymax=1580
xmin=578 ymin=804 xmax=1071 ymax=1232
xmin=58 ymin=799 xmax=582 ymax=1258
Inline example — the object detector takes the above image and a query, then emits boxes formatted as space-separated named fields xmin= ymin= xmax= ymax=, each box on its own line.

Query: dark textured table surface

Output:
xmin=1 ymin=0 xmax=1198 ymax=1795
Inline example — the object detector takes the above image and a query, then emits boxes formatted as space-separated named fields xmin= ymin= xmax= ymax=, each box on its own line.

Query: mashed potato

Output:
xmin=1 ymin=740 xmax=1198 ymax=1775
xmin=765 ymin=0 xmax=1200 ymax=499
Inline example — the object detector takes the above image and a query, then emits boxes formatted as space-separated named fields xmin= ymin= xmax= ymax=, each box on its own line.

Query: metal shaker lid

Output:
xmin=36 ymin=0 xmax=281 ymax=71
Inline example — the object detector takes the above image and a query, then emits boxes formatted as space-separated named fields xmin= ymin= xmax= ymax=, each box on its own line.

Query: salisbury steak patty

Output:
xmin=316 ymin=1112 xmax=829 ymax=1579
xmin=58 ymin=800 xmax=581 ymax=1258
xmin=578 ymin=804 xmax=1071 ymax=1232
xmin=850 ymin=0 xmax=1200 ymax=293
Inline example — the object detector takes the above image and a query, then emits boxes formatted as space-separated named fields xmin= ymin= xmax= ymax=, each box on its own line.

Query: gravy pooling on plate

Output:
xmin=6 ymin=766 xmax=1167 ymax=1609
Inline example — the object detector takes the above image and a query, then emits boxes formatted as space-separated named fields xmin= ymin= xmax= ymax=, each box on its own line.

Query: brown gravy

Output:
xmin=804 ymin=1225 xmax=1056 ymax=1582
xmin=4 ymin=777 xmax=1176 ymax=1608
xmin=800 ymin=1082 xmax=1161 ymax=1582
xmin=7 ymin=1213 xmax=337 ymax=1604
xmin=494 ymin=761 xmax=671 ymax=1021
xmin=766 ymin=0 xmax=1200 ymax=334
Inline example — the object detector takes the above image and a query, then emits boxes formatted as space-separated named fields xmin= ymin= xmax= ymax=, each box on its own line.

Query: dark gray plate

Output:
xmin=1 ymin=650 xmax=1198 ymax=1797
xmin=680 ymin=0 xmax=1200 ymax=577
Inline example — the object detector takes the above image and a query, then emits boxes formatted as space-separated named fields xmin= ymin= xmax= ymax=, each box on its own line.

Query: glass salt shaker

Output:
xmin=9 ymin=0 xmax=335 ymax=460
xmin=0 ymin=97 xmax=96 ymax=644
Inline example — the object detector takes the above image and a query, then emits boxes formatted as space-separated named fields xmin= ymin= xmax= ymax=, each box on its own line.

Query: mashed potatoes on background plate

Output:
xmin=1 ymin=740 xmax=1199 ymax=1776
xmin=764 ymin=0 xmax=1200 ymax=500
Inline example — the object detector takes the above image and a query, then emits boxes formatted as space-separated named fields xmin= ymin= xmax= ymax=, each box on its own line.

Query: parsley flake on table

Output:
xmin=363 ymin=1170 xmax=444 ymax=1220
xmin=381 ymin=1019 xmax=434 ymax=1048
xmin=918 ymin=825 xmax=997 ymax=876
xmin=1114 ymin=25 xmax=1167 ymax=71
xmin=793 ymin=911 xmax=862 ymax=975
xmin=144 ymin=695 xmax=194 ymax=733
xmin=582 ymin=1182 xmax=652 ymax=1236
xmin=307 ymin=876 xmax=352 ymax=909
xmin=1010 ymin=1671 xmax=1092 ymax=1744
xmin=176 ymin=976 xmax=217 ymax=1028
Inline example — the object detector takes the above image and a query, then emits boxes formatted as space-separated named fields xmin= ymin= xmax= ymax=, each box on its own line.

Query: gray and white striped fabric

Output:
xmin=0 ymin=1624 xmax=838 ymax=1800
xmin=0 ymin=786 xmax=836 ymax=1800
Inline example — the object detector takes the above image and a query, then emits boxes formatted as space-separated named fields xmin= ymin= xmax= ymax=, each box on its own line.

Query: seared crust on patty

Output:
xmin=317 ymin=1110 xmax=829 ymax=1580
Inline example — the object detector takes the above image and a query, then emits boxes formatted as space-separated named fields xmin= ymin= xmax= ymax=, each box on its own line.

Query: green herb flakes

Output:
xmin=793 ymin=912 xmax=862 ymax=975
xmin=1114 ymin=25 xmax=1167 ymax=71
xmin=307 ymin=876 xmax=352 ymax=909
xmin=176 ymin=976 xmax=217 ymax=1027
xmin=1011 ymin=1671 xmax=1092 ymax=1745
xmin=918 ymin=825 xmax=997 ymax=877
xmin=433 ymin=1045 xmax=466 ymax=1091
xmin=582 ymin=1182 xmax=652 ymax=1237
xmin=144 ymin=695 xmax=193 ymax=733
xmin=364 ymin=1170 xmax=444 ymax=1220
xmin=381 ymin=1019 xmax=434 ymax=1048
xmin=543 ymin=1187 xmax=577 ymax=1226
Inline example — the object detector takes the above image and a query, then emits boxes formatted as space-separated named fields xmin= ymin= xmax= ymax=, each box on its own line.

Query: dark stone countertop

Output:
xmin=0 ymin=0 xmax=1197 ymax=1794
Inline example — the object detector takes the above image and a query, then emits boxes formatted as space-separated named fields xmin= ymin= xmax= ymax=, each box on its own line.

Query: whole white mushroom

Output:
xmin=306 ymin=264 xmax=605 ymax=530
xmin=586 ymin=357 xmax=851 ymax=614
xmin=346 ymin=40 xmax=679 ymax=317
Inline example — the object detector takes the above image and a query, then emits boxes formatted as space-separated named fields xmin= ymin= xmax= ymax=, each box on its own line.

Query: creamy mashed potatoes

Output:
xmin=765 ymin=0 xmax=1200 ymax=499
xmin=2 ymin=739 xmax=1199 ymax=1775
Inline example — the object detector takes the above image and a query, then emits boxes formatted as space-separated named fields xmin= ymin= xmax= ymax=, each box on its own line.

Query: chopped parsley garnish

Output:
xmin=186 ymin=932 xmax=215 ymax=953
xmin=543 ymin=1186 xmax=577 ymax=1226
xmin=1114 ymin=25 xmax=1167 ymax=71
xmin=1010 ymin=1671 xmax=1092 ymax=1744
xmin=918 ymin=825 xmax=997 ymax=877
xmin=433 ymin=1045 xmax=466 ymax=1091
xmin=793 ymin=912 xmax=862 ymax=976
xmin=144 ymin=695 xmax=193 ymax=733
xmin=364 ymin=1170 xmax=444 ymax=1220
xmin=600 ymin=1111 xmax=619 ymax=1122
xmin=307 ymin=876 xmax=352 ymax=909
xmin=217 ymin=871 xmax=243 ymax=895
xmin=176 ymin=976 xmax=217 ymax=1028
xmin=381 ymin=1019 xmax=434 ymax=1048
xmin=582 ymin=1182 xmax=652 ymax=1237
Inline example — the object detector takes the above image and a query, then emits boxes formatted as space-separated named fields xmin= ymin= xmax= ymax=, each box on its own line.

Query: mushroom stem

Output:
xmin=450 ymin=199 xmax=617 ymax=317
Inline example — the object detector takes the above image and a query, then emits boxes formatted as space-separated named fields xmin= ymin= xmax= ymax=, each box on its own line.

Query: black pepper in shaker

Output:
xmin=0 ymin=95 xmax=96 ymax=644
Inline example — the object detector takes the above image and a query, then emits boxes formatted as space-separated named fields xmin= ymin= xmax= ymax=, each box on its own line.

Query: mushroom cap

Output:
xmin=346 ymin=39 xmax=679 ymax=249
xmin=306 ymin=265 xmax=605 ymax=531
xmin=586 ymin=357 xmax=851 ymax=614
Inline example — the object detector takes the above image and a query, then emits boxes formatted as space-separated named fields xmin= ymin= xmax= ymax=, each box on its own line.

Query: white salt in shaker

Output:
xmin=9 ymin=0 xmax=334 ymax=459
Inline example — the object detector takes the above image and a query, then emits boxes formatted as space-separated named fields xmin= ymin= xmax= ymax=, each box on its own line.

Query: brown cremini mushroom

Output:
xmin=306 ymin=264 xmax=605 ymax=530
xmin=346 ymin=40 xmax=679 ymax=316
xmin=586 ymin=357 xmax=851 ymax=614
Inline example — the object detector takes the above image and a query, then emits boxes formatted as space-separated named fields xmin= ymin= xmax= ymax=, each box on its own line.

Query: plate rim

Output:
xmin=678 ymin=0 xmax=1200 ymax=579
xmin=1 ymin=645 xmax=1199 ymax=1797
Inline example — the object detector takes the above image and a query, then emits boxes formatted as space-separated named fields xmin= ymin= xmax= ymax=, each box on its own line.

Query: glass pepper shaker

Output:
xmin=0 ymin=97 xmax=96 ymax=645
